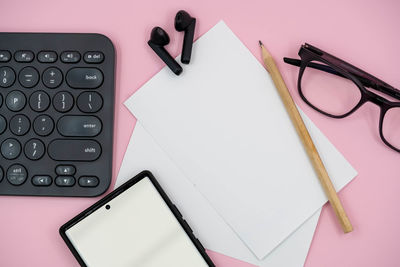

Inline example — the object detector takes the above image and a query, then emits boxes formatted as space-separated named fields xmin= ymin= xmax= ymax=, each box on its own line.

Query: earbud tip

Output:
xmin=150 ymin=27 xmax=170 ymax=45
xmin=175 ymin=10 xmax=194 ymax=31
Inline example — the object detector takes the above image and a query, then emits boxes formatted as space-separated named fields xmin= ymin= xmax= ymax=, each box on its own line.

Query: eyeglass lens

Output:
xmin=300 ymin=60 xmax=400 ymax=151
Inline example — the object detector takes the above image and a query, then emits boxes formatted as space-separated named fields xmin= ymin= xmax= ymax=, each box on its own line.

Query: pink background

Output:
xmin=1 ymin=0 xmax=399 ymax=266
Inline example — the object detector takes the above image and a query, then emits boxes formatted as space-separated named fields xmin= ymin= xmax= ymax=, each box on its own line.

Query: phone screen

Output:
xmin=64 ymin=176 xmax=210 ymax=267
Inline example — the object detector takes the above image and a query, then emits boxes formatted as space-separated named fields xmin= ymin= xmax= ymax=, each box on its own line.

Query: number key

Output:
xmin=0 ymin=67 xmax=15 ymax=88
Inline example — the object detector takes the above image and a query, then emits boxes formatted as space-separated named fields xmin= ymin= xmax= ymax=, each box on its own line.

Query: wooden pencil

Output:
xmin=259 ymin=40 xmax=353 ymax=233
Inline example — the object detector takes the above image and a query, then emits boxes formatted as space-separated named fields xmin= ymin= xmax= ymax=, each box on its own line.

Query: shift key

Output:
xmin=48 ymin=139 xmax=101 ymax=161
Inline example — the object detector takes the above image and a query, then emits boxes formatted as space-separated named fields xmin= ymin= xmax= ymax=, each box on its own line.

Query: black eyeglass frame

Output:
xmin=284 ymin=43 xmax=400 ymax=152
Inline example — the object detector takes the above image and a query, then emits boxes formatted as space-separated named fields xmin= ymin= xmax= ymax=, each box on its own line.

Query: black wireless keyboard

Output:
xmin=0 ymin=33 xmax=115 ymax=197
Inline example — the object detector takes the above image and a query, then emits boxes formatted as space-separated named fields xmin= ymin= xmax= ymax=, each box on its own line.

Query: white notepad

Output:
xmin=125 ymin=21 xmax=357 ymax=259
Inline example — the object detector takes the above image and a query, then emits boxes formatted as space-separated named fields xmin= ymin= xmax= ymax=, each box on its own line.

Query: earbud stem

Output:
xmin=148 ymin=41 xmax=183 ymax=75
xmin=181 ymin=19 xmax=196 ymax=64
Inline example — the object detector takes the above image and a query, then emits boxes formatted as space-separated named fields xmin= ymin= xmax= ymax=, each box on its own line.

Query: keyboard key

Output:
xmin=14 ymin=51 xmax=34 ymax=62
xmin=55 ymin=176 xmax=75 ymax=187
xmin=33 ymin=115 xmax=54 ymax=136
xmin=1 ymin=138 xmax=21 ymax=159
xmin=0 ymin=50 xmax=11 ymax=62
xmin=42 ymin=67 xmax=63 ymax=88
xmin=0 ymin=166 xmax=3 ymax=183
xmin=38 ymin=51 xmax=57 ymax=63
xmin=7 ymin=164 xmax=27 ymax=185
xmin=53 ymin=91 xmax=74 ymax=112
xmin=77 ymin=92 xmax=103 ymax=113
xmin=6 ymin=90 xmax=26 ymax=111
xmin=19 ymin=67 xmax=39 ymax=88
xmin=0 ymin=115 xmax=6 ymax=134
xmin=24 ymin=139 xmax=45 ymax=160
xmin=32 ymin=175 xmax=52 ymax=186
xmin=84 ymin=52 xmax=104 ymax=64
xmin=48 ymin=139 xmax=101 ymax=161
xmin=61 ymin=51 xmax=80 ymax=63
xmin=29 ymin=91 xmax=50 ymax=112
xmin=0 ymin=66 xmax=16 ymax=88
xmin=9 ymin=114 xmax=30 ymax=136
xmin=66 ymin=68 xmax=103 ymax=89
xmin=79 ymin=176 xmax=99 ymax=187
xmin=56 ymin=165 xmax=76 ymax=176
xmin=57 ymin=116 xmax=102 ymax=137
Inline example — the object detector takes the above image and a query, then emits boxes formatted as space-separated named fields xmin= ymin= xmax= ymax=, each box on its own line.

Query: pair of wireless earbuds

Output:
xmin=148 ymin=10 xmax=196 ymax=75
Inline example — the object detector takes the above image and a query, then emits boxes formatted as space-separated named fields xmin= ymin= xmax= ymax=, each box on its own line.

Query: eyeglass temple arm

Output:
xmin=283 ymin=57 xmax=400 ymax=100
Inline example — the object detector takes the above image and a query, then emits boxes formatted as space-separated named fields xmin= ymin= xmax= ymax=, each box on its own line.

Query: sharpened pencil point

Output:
xmin=259 ymin=40 xmax=263 ymax=46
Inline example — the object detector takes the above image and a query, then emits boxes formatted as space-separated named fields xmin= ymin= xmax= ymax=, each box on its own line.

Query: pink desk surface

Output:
xmin=1 ymin=0 xmax=399 ymax=266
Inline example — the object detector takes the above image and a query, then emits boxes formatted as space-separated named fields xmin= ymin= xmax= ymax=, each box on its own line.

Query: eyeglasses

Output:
xmin=284 ymin=43 xmax=400 ymax=153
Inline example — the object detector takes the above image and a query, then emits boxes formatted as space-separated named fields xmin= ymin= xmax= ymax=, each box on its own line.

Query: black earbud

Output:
xmin=175 ymin=10 xmax=196 ymax=64
xmin=148 ymin=27 xmax=183 ymax=75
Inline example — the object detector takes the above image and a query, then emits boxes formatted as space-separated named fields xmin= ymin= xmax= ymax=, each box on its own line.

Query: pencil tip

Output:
xmin=258 ymin=40 xmax=263 ymax=46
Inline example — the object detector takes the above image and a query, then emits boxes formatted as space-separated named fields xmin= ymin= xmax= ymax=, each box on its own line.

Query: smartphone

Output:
xmin=60 ymin=170 xmax=215 ymax=267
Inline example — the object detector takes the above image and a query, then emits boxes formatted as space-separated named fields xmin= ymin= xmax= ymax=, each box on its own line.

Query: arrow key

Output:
xmin=32 ymin=175 xmax=52 ymax=186
xmin=79 ymin=176 xmax=99 ymax=187
xmin=56 ymin=165 xmax=76 ymax=176
xmin=55 ymin=176 xmax=75 ymax=187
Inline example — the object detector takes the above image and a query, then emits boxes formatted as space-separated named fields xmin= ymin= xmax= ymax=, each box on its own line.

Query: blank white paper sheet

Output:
xmin=116 ymin=122 xmax=323 ymax=267
xmin=125 ymin=21 xmax=357 ymax=260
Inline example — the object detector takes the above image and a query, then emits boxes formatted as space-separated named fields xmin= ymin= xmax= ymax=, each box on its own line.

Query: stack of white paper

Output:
xmin=117 ymin=21 xmax=357 ymax=266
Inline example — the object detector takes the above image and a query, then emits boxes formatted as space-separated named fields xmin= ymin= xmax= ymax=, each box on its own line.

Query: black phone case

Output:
xmin=59 ymin=170 xmax=215 ymax=267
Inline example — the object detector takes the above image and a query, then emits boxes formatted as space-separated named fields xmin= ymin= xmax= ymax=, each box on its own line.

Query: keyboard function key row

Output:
xmin=0 ymin=51 xmax=104 ymax=64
